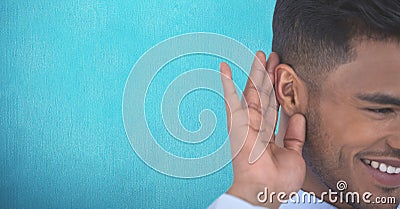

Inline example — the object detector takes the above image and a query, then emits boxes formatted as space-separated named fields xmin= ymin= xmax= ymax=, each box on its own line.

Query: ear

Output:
xmin=274 ymin=64 xmax=308 ymax=116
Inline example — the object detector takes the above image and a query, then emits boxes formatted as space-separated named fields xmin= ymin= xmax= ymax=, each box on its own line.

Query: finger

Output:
xmin=259 ymin=52 xmax=280 ymax=102
xmin=261 ymin=93 xmax=278 ymax=142
xmin=259 ymin=53 xmax=278 ymax=109
xmin=220 ymin=62 xmax=241 ymax=128
xmin=259 ymin=53 xmax=280 ymax=143
xmin=266 ymin=52 xmax=280 ymax=86
xmin=248 ymin=91 xmax=278 ymax=164
xmin=283 ymin=114 xmax=306 ymax=156
xmin=241 ymin=51 xmax=267 ymax=110
xmin=275 ymin=111 xmax=289 ymax=147
xmin=260 ymin=52 xmax=280 ymax=131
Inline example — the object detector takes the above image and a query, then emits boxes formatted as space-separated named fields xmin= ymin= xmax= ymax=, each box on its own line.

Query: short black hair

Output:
xmin=272 ymin=0 xmax=400 ymax=91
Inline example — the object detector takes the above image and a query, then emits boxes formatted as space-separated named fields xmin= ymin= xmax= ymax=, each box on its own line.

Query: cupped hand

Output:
xmin=220 ymin=51 xmax=306 ymax=208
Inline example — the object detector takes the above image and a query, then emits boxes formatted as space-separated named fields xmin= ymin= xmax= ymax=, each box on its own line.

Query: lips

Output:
xmin=362 ymin=158 xmax=400 ymax=188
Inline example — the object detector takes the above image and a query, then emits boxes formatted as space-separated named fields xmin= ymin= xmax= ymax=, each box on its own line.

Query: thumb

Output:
xmin=283 ymin=114 xmax=306 ymax=155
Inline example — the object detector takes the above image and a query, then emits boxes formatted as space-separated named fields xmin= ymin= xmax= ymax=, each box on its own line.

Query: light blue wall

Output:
xmin=0 ymin=1 xmax=276 ymax=208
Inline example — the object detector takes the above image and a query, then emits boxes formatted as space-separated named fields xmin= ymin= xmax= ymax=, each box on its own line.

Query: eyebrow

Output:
xmin=355 ymin=93 xmax=400 ymax=106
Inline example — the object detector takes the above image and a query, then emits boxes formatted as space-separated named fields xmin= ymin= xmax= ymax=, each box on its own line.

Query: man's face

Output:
xmin=303 ymin=41 xmax=400 ymax=208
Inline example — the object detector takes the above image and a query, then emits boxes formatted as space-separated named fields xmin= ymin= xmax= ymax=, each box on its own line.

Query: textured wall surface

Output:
xmin=0 ymin=1 xmax=275 ymax=208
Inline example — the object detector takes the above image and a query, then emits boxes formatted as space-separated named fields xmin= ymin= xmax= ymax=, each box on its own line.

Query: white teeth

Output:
xmin=364 ymin=159 xmax=400 ymax=175
xmin=371 ymin=161 xmax=379 ymax=169
xmin=387 ymin=166 xmax=396 ymax=174
xmin=379 ymin=163 xmax=387 ymax=172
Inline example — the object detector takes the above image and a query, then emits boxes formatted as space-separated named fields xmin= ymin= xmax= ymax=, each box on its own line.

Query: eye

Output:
xmin=367 ymin=108 xmax=394 ymax=114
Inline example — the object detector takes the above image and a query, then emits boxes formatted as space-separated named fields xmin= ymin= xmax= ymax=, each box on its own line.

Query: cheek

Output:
xmin=315 ymin=103 xmax=381 ymax=189
xmin=319 ymin=102 xmax=379 ymax=148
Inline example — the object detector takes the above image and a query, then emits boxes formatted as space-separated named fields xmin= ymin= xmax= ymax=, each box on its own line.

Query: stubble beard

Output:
xmin=302 ymin=106 xmax=399 ymax=209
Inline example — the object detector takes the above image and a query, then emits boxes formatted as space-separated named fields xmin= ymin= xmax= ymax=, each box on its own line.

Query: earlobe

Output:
xmin=275 ymin=64 xmax=308 ymax=116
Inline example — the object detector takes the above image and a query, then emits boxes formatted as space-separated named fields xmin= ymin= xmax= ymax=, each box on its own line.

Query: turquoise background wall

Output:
xmin=0 ymin=1 xmax=276 ymax=208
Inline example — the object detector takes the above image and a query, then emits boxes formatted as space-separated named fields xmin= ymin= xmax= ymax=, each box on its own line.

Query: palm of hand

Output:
xmin=220 ymin=52 xmax=306 ymax=207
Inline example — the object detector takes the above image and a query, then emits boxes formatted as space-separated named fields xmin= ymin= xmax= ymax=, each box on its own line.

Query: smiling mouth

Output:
xmin=361 ymin=158 xmax=400 ymax=188
xmin=362 ymin=159 xmax=400 ymax=175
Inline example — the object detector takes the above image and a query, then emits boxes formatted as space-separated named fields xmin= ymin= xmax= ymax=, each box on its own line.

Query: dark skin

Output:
xmin=221 ymin=40 xmax=400 ymax=208
xmin=300 ymin=41 xmax=400 ymax=209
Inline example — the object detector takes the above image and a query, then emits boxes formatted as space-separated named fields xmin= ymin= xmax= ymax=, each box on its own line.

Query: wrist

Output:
xmin=227 ymin=182 xmax=281 ymax=209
